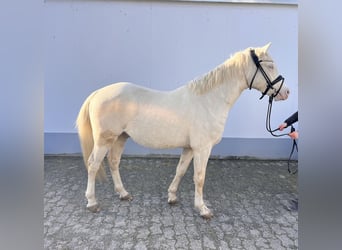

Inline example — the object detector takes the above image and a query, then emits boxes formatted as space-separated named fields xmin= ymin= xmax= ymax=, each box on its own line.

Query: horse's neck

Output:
xmin=224 ymin=78 xmax=247 ymax=107
xmin=205 ymin=77 xmax=245 ymax=113
xmin=182 ymin=55 xmax=250 ymax=132
xmin=188 ymin=59 xmax=247 ymax=111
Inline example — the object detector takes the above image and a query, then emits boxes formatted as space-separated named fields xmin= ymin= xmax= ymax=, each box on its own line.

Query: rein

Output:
xmin=267 ymin=96 xmax=298 ymax=174
xmin=249 ymin=49 xmax=297 ymax=174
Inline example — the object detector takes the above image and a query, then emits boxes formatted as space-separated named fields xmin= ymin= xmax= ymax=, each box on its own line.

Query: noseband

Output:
xmin=249 ymin=49 xmax=285 ymax=100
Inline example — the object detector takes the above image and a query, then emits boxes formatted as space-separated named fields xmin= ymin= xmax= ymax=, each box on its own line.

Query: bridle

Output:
xmin=249 ymin=49 xmax=285 ymax=100
xmin=249 ymin=49 xmax=297 ymax=174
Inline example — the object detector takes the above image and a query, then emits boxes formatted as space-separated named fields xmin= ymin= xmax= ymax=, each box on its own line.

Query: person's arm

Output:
xmin=279 ymin=111 xmax=298 ymax=131
xmin=284 ymin=111 xmax=298 ymax=127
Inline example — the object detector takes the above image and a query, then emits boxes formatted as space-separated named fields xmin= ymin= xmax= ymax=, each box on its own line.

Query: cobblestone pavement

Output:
xmin=44 ymin=155 xmax=298 ymax=249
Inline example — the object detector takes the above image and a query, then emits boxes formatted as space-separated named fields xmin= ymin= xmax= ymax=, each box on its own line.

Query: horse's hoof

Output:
xmin=120 ymin=194 xmax=133 ymax=201
xmin=87 ymin=204 xmax=100 ymax=213
xmin=201 ymin=212 xmax=214 ymax=220
xmin=200 ymin=207 xmax=214 ymax=220
xmin=168 ymin=198 xmax=178 ymax=205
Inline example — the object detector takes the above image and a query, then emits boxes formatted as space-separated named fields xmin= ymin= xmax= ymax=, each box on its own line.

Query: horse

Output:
xmin=76 ymin=43 xmax=290 ymax=219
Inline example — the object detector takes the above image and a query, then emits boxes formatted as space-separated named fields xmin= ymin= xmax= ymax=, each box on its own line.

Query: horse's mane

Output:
xmin=187 ymin=50 xmax=248 ymax=95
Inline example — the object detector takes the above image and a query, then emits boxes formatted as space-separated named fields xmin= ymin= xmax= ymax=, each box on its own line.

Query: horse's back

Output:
xmin=92 ymin=82 xmax=170 ymax=103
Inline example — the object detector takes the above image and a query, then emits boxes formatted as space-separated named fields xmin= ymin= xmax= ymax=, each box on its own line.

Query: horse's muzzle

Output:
xmin=274 ymin=87 xmax=290 ymax=101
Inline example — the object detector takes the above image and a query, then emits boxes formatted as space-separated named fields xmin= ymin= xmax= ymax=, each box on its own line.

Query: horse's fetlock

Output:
xmin=168 ymin=185 xmax=177 ymax=193
xmin=85 ymin=191 xmax=94 ymax=200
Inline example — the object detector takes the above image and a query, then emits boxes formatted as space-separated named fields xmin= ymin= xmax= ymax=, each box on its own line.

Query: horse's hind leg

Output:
xmin=168 ymin=148 xmax=193 ymax=204
xmin=85 ymin=144 xmax=108 ymax=212
xmin=107 ymin=133 xmax=132 ymax=201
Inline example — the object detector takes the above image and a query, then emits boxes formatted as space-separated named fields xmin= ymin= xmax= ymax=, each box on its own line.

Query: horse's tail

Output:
xmin=76 ymin=91 xmax=107 ymax=181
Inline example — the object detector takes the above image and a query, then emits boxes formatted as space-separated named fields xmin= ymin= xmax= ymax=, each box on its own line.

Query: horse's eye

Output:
xmin=267 ymin=64 xmax=274 ymax=70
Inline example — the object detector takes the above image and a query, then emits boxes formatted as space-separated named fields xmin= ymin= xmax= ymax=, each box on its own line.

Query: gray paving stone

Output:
xmin=44 ymin=155 xmax=298 ymax=249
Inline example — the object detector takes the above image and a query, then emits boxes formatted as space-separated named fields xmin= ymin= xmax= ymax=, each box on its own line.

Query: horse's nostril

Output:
xmin=286 ymin=89 xmax=290 ymax=95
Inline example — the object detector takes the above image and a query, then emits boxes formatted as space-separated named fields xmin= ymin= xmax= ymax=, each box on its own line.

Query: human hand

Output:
xmin=278 ymin=122 xmax=287 ymax=131
xmin=289 ymin=131 xmax=298 ymax=140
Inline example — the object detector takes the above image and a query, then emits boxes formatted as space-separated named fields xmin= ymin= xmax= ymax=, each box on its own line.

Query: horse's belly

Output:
xmin=131 ymin=134 xmax=188 ymax=149
xmin=125 ymin=118 xmax=189 ymax=149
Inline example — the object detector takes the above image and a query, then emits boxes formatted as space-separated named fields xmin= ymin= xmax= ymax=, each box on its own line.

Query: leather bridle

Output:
xmin=249 ymin=49 xmax=285 ymax=100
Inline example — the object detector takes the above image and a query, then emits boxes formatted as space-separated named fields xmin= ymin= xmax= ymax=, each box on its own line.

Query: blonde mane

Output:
xmin=187 ymin=50 xmax=248 ymax=95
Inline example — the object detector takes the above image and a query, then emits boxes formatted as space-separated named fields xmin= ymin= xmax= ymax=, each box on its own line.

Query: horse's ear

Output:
xmin=262 ymin=42 xmax=272 ymax=52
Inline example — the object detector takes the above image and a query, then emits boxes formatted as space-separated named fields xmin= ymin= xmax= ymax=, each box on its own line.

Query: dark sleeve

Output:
xmin=284 ymin=111 xmax=298 ymax=127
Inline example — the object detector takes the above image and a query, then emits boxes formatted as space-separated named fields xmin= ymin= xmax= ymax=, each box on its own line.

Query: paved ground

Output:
xmin=44 ymin=155 xmax=298 ymax=249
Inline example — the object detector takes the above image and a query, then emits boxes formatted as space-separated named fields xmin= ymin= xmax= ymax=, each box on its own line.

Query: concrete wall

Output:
xmin=44 ymin=0 xmax=298 ymax=158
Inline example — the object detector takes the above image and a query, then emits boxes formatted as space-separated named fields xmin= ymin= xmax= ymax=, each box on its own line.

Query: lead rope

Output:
xmin=287 ymin=126 xmax=298 ymax=174
xmin=266 ymin=96 xmax=298 ymax=174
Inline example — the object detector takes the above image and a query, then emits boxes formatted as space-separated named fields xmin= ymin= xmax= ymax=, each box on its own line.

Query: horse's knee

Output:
xmin=108 ymin=157 xmax=120 ymax=169
xmin=194 ymin=171 xmax=205 ymax=187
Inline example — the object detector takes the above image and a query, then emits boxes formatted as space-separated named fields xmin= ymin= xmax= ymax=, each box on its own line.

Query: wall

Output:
xmin=44 ymin=0 xmax=298 ymax=158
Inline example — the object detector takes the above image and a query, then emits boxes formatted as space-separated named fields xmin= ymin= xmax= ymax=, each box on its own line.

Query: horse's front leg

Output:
xmin=193 ymin=146 xmax=213 ymax=219
xmin=168 ymin=148 xmax=193 ymax=204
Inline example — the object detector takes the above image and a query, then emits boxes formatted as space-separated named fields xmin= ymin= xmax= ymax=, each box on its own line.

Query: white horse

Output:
xmin=76 ymin=43 xmax=289 ymax=219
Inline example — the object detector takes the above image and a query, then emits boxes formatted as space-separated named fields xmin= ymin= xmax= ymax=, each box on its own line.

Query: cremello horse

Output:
xmin=76 ymin=43 xmax=289 ymax=219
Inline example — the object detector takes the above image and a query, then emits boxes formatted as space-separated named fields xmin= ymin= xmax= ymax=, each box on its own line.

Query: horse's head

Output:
xmin=246 ymin=43 xmax=290 ymax=101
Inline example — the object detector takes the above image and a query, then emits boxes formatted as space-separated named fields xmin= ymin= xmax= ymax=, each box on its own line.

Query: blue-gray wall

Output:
xmin=44 ymin=133 xmax=297 ymax=160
